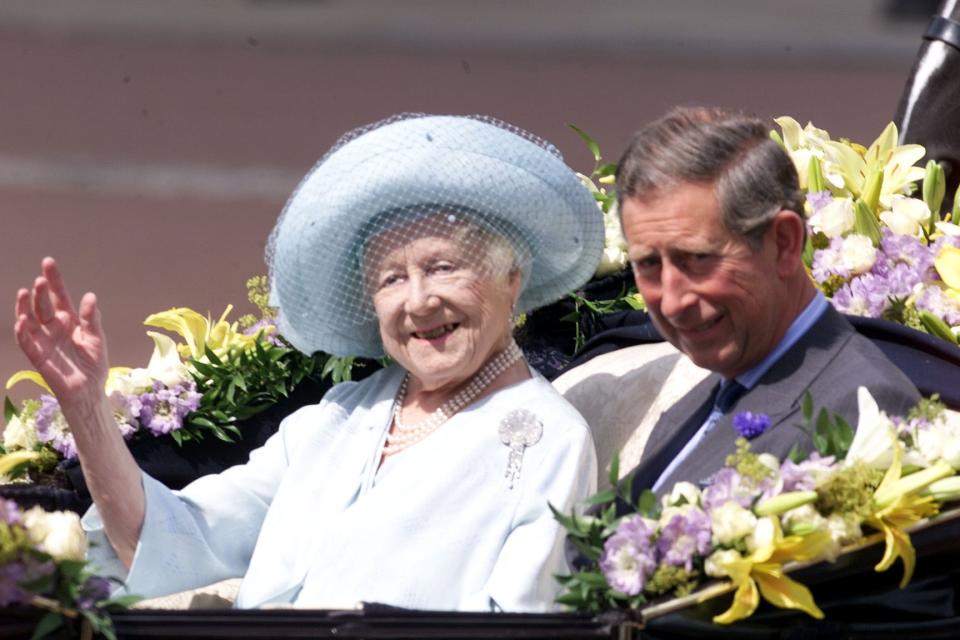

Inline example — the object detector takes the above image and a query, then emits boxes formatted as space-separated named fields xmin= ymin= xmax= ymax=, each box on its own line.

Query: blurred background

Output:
xmin=0 ymin=0 xmax=939 ymax=402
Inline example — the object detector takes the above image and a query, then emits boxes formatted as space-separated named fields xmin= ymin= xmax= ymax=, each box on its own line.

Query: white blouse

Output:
xmin=84 ymin=364 xmax=597 ymax=612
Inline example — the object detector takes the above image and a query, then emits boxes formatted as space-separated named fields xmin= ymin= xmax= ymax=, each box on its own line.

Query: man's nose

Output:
xmin=658 ymin=264 xmax=697 ymax=319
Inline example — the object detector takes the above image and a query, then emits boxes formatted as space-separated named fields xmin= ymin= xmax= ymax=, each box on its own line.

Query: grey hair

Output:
xmin=359 ymin=204 xmax=532 ymax=293
xmin=615 ymin=106 xmax=805 ymax=250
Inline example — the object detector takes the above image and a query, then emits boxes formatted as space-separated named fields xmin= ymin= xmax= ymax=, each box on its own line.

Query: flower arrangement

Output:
xmin=569 ymin=119 xmax=960 ymax=348
xmin=774 ymin=118 xmax=960 ymax=345
xmin=554 ymin=388 xmax=960 ymax=623
xmin=1 ymin=277 xmax=354 ymax=479
xmin=0 ymin=490 xmax=135 ymax=639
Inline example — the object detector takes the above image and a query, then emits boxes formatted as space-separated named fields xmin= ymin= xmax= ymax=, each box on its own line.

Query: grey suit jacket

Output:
xmin=629 ymin=305 xmax=921 ymax=496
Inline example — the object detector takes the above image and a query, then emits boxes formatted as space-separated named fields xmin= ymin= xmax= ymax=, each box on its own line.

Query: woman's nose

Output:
xmin=404 ymin=275 xmax=441 ymax=315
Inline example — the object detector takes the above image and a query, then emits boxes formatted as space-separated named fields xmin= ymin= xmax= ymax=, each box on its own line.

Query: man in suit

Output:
xmin=615 ymin=106 xmax=921 ymax=495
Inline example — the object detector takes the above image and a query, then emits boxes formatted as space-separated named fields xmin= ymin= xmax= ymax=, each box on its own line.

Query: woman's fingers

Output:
xmin=41 ymin=257 xmax=77 ymax=316
xmin=78 ymin=292 xmax=103 ymax=338
xmin=32 ymin=276 xmax=56 ymax=324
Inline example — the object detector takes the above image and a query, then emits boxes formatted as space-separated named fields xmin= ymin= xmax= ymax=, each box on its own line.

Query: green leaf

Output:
xmin=569 ymin=536 xmax=603 ymax=562
xmin=802 ymin=392 xmax=813 ymax=422
xmin=807 ymin=155 xmax=825 ymax=193
xmin=953 ymin=183 xmax=960 ymax=220
xmin=923 ymin=160 xmax=946 ymax=224
xmin=30 ymin=612 xmax=64 ymax=640
xmin=103 ymin=594 xmax=145 ymax=608
xmin=607 ymin=452 xmax=620 ymax=488
xmin=919 ymin=310 xmax=959 ymax=344
xmin=802 ymin=234 xmax=814 ymax=269
xmin=861 ymin=169 xmax=884 ymax=214
xmin=853 ymin=198 xmax=882 ymax=245
xmin=813 ymin=408 xmax=830 ymax=454
xmin=583 ymin=488 xmax=617 ymax=506
xmin=787 ymin=443 xmax=804 ymax=463
xmin=596 ymin=162 xmax=618 ymax=178
xmin=568 ymin=123 xmax=601 ymax=163
xmin=833 ymin=415 xmax=854 ymax=456
xmin=637 ymin=488 xmax=656 ymax=516
xmin=4 ymin=396 xmax=19 ymax=422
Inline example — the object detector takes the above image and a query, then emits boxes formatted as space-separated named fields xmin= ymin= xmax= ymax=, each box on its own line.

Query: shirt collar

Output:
xmin=734 ymin=292 xmax=829 ymax=391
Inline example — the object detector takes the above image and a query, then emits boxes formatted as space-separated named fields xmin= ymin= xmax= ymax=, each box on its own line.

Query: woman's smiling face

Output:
xmin=365 ymin=222 xmax=520 ymax=393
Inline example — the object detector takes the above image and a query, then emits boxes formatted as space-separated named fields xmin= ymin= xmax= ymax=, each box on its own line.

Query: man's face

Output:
xmin=620 ymin=182 xmax=786 ymax=379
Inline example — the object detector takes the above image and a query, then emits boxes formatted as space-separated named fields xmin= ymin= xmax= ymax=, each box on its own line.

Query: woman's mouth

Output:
xmin=413 ymin=323 xmax=458 ymax=340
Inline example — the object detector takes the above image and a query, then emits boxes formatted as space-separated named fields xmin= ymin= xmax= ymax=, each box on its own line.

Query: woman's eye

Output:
xmin=379 ymin=273 xmax=403 ymax=288
xmin=429 ymin=262 xmax=457 ymax=275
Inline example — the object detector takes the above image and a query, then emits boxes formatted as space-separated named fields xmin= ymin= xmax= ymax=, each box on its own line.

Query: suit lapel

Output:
xmin=628 ymin=374 xmax=719 ymax=501
xmin=626 ymin=305 xmax=856 ymax=493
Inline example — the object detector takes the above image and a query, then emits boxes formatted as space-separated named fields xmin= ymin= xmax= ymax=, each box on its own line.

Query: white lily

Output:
xmin=844 ymin=386 xmax=897 ymax=469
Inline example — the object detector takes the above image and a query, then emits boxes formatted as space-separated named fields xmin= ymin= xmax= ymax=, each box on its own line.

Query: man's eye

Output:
xmin=633 ymin=257 xmax=660 ymax=271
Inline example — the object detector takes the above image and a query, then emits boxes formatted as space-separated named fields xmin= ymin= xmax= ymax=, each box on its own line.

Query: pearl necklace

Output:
xmin=383 ymin=341 xmax=524 ymax=456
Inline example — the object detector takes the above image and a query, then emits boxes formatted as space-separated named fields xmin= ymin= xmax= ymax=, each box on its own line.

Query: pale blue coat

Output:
xmin=84 ymin=365 xmax=597 ymax=611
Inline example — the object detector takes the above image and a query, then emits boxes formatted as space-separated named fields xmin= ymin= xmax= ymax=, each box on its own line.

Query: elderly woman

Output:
xmin=14 ymin=115 xmax=602 ymax=611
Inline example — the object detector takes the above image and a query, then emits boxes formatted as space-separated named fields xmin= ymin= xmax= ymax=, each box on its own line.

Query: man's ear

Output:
xmin=770 ymin=209 xmax=806 ymax=277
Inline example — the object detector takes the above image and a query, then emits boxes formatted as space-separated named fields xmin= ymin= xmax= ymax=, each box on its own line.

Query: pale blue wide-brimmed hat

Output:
xmin=267 ymin=114 xmax=604 ymax=358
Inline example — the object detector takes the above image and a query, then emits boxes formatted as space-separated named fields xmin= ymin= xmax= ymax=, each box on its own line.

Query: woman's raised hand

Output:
xmin=14 ymin=257 xmax=109 ymax=406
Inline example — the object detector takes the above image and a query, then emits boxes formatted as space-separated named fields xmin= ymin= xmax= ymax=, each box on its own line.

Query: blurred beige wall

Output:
xmin=0 ymin=1 xmax=931 ymax=407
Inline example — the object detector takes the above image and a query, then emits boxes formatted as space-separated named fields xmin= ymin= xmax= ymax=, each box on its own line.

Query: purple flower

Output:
xmin=599 ymin=516 xmax=658 ymax=596
xmin=701 ymin=468 xmax=752 ymax=511
xmin=0 ymin=499 xmax=20 ymax=525
xmin=656 ymin=508 xmax=712 ymax=571
xmin=0 ymin=561 xmax=29 ymax=607
xmin=138 ymin=381 xmax=201 ymax=436
xmin=812 ymin=237 xmax=848 ymax=281
xmin=780 ymin=453 xmax=836 ymax=492
xmin=806 ymin=190 xmax=833 ymax=213
xmin=732 ymin=411 xmax=772 ymax=439
xmin=0 ymin=555 xmax=54 ymax=607
xmin=916 ymin=285 xmax=960 ymax=326
xmin=243 ymin=318 xmax=281 ymax=346
xmin=34 ymin=395 xmax=78 ymax=459
xmin=832 ymin=273 xmax=891 ymax=318
xmin=76 ymin=575 xmax=112 ymax=610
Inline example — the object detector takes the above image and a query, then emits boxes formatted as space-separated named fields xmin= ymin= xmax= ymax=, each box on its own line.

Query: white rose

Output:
xmin=839 ymin=234 xmax=878 ymax=275
xmin=661 ymin=481 xmax=701 ymax=509
xmin=595 ymin=246 xmax=628 ymax=277
xmin=23 ymin=507 xmax=87 ymax=562
xmin=879 ymin=196 xmax=930 ymax=237
xmin=710 ymin=501 xmax=757 ymax=546
xmin=781 ymin=504 xmax=825 ymax=534
xmin=808 ymin=197 xmax=855 ymax=238
xmin=916 ymin=411 xmax=960 ymax=469
xmin=826 ymin=512 xmax=862 ymax=547
xmin=704 ymin=548 xmax=743 ymax=578
xmin=3 ymin=414 xmax=38 ymax=451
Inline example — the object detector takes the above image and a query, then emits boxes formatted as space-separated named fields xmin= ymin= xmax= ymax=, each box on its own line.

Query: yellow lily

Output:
xmin=821 ymin=122 xmax=926 ymax=209
xmin=0 ymin=450 xmax=42 ymax=477
xmin=710 ymin=516 xmax=831 ymax=624
xmin=6 ymin=368 xmax=132 ymax=395
xmin=144 ymin=305 xmax=258 ymax=362
xmin=5 ymin=371 xmax=52 ymax=394
xmin=866 ymin=443 xmax=951 ymax=587
xmin=936 ymin=245 xmax=960 ymax=293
